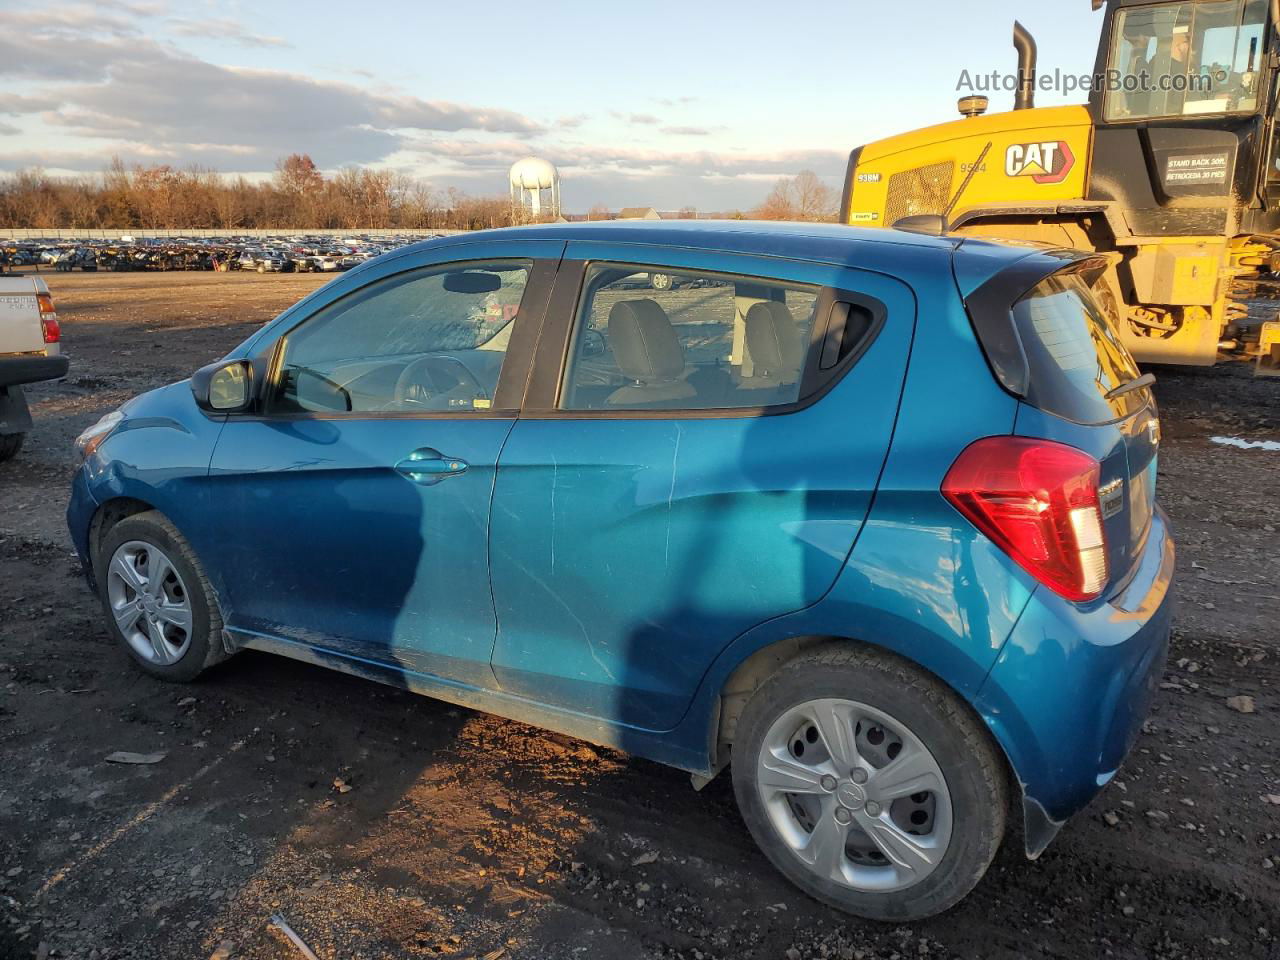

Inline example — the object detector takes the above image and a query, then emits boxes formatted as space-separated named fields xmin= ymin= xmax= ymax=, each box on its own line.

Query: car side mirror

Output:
xmin=191 ymin=359 xmax=254 ymax=413
xmin=581 ymin=328 xmax=607 ymax=358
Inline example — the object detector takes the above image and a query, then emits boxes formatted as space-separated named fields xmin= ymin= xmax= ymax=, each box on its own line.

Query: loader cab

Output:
xmin=1087 ymin=0 xmax=1280 ymax=231
xmin=1098 ymin=0 xmax=1268 ymax=121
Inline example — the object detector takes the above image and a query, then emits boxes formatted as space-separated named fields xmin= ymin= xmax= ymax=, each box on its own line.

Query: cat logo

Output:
xmin=1004 ymin=140 xmax=1075 ymax=184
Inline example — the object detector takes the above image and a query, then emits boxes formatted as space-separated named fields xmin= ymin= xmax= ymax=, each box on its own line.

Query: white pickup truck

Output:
xmin=0 ymin=276 xmax=68 ymax=461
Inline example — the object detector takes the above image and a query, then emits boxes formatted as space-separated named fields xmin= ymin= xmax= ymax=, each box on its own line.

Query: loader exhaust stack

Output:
xmin=1013 ymin=20 xmax=1037 ymax=110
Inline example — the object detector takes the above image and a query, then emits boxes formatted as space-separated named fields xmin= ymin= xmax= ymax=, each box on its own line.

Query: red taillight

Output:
xmin=37 ymin=293 xmax=60 ymax=344
xmin=942 ymin=437 xmax=1108 ymax=602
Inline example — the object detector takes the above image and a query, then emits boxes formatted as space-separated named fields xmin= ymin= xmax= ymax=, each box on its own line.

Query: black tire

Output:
xmin=0 ymin=432 xmax=24 ymax=462
xmin=94 ymin=510 xmax=229 ymax=682
xmin=731 ymin=644 xmax=1009 ymax=921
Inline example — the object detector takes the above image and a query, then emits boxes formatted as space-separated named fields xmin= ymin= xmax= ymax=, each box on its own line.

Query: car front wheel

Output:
xmin=95 ymin=510 xmax=229 ymax=682
xmin=731 ymin=645 xmax=1008 ymax=920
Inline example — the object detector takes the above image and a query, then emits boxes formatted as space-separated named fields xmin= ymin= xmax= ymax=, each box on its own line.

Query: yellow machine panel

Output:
xmin=845 ymin=106 xmax=1093 ymax=226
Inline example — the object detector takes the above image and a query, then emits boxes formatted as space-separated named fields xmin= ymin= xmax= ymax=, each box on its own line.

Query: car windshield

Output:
xmin=1104 ymin=0 xmax=1267 ymax=121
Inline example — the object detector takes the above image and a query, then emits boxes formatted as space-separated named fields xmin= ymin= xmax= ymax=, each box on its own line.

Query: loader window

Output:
xmin=1104 ymin=0 xmax=1267 ymax=121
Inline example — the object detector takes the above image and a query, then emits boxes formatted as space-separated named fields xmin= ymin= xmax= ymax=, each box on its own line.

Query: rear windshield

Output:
xmin=1012 ymin=271 xmax=1147 ymax=423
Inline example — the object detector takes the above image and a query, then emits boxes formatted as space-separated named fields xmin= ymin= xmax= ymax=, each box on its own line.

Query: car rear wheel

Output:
xmin=0 ymin=433 xmax=24 ymax=462
xmin=649 ymin=272 xmax=673 ymax=291
xmin=95 ymin=510 xmax=228 ymax=682
xmin=731 ymin=645 xmax=1008 ymax=920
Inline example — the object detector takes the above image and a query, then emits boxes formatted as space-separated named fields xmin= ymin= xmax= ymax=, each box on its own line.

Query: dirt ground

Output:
xmin=0 ymin=270 xmax=1277 ymax=960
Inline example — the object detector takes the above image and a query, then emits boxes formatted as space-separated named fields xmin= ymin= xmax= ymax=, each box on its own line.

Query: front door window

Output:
xmin=271 ymin=261 xmax=531 ymax=414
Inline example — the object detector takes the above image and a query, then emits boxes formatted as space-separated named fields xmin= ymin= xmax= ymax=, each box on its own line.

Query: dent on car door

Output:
xmin=204 ymin=246 xmax=558 ymax=689
xmin=488 ymin=247 xmax=917 ymax=733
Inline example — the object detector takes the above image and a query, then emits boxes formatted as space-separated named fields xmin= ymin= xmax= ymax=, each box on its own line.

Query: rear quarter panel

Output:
xmin=667 ymin=246 xmax=1035 ymax=763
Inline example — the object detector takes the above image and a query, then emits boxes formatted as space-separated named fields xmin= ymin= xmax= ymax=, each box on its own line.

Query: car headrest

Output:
xmin=744 ymin=301 xmax=804 ymax=377
xmin=607 ymin=299 xmax=685 ymax=382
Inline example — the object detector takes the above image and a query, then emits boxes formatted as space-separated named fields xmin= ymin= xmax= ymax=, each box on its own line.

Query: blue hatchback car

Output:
xmin=68 ymin=221 xmax=1173 ymax=919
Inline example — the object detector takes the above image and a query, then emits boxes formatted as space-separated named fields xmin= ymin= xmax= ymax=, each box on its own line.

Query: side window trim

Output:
xmin=245 ymin=257 xmax=557 ymax=421
xmin=522 ymin=258 xmax=886 ymax=419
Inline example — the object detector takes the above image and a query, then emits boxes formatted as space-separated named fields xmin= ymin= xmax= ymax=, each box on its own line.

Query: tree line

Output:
xmin=0 ymin=154 xmax=838 ymax=229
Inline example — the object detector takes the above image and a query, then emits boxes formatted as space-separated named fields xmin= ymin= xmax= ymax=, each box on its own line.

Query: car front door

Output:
xmin=205 ymin=242 xmax=559 ymax=688
xmin=488 ymin=243 xmax=917 ymax=731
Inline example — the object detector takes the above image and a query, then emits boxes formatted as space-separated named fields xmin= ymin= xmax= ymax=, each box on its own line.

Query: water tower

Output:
xmin=509 ymin=156 xmax=561 ymax=221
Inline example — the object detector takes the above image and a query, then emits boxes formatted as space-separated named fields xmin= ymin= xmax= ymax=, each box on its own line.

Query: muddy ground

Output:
xmin=0 ymin=270 xmax=1277 ymax=960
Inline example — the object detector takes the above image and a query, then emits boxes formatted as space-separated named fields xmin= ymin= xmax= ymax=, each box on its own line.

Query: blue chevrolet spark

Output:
xmin=68 ymin=221 xmax=1173 ymax=919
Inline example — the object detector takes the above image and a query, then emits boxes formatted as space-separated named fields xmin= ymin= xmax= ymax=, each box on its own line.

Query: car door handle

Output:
xmin=395 ymin=449 xmax=469 ymax=485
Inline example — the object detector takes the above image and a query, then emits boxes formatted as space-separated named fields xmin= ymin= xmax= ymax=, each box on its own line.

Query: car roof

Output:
xmin=416 ymin=219 xmax=962 ymax=257
xmin=361 ymin=219 xmax=1046 ymax=295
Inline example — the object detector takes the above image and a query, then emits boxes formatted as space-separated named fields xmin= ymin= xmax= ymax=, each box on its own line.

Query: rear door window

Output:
xmin=560 ymin=264 xmax=825 ymax=411
xmin=1012 ymin=271 xmax=1147 ymax=423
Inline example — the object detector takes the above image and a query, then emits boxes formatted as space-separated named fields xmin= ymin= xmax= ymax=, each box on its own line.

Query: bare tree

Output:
xmin=275 ymin=154 xmax=324 ymax=196
xmin=754 ymin=178 xmax=796 ymax=221
xmin=753 ymin=170 xmax=836 ymax=222
xmin=0 ymin=161 xmax=517 ymax=230
xmin=793 ymin=170 xmax=836 ymax=221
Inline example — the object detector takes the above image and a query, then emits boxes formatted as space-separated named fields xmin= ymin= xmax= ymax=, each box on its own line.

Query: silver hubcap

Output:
xmin=756 ymin=698 xmax=952 ymax=892
xmin=106 ymin=540 xmax=194 ymax=665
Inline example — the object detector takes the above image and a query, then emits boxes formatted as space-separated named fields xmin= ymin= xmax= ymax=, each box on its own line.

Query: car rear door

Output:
xmin=487 ymin=243 xmax=917 ymax=732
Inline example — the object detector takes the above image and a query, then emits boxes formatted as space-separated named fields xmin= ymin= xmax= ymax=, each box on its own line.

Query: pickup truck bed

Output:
xmin=0 ymin=275 xmax=68 ymax=460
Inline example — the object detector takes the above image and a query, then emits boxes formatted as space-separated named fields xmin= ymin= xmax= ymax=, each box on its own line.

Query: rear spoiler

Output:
xmin=959 ymin=247 xmax=1109 ymax=398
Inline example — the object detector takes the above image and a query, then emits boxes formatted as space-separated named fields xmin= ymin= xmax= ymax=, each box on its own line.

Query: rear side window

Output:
xmin=560 ymin=264 xmax=824 ymax=411
xmin=1013 ymin=272 xmax=1145 ymax=423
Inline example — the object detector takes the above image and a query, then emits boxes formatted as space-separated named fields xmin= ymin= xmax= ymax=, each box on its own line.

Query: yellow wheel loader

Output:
xmin=841 ymin=0 xmax=1280 ymax=373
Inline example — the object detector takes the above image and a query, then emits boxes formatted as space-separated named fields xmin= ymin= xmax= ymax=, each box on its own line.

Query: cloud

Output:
xmin=661 ymin=126 xmax=712 ymax=136
xmin=0 ymin=123 xmax=20 ymax=137
xmin=167 ymin=18 xmax=290 ymax=49
xmin=0 ymin=29 xmax=151 ymax=82
xmin=0 ymin=149 xmax=123 ymax=172
xmin=552 ymin=145 xmax=846 ymax=179
xmin=0 ymin=3 xmax=140 ymax=38
xmin=405 ymin=138 xmax=844 ymax=188
xmin=381 ymin=97 xmax=541 ymax=134
xmin=0 ymin=12 xmax=544 ymax=172
xmin=557 ymin=114 xmax=589 ymax=129
xmin=0 ymin=95 xmax=60 ymax=116
xmin=611 ymin=112 xmax=660 ymax=125
xmin=654 ymin=96 xmax=697 ymax=107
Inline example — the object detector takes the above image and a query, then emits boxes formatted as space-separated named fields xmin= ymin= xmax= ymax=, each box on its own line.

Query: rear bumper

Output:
xmin=976 ymin=507 xmax=1175 ymax=848
xmin=0 ymin=353 xmax=69 ymax=388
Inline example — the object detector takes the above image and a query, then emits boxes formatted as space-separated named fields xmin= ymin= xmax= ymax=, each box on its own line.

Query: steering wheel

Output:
xmin=392 ymin=355 xmax=487 ymax=410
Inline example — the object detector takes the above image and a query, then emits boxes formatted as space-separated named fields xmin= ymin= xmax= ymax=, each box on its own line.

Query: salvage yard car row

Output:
xmin=0 ymin=234 xmax=443 ymax=274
